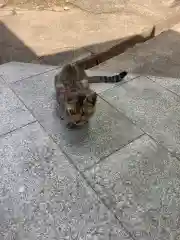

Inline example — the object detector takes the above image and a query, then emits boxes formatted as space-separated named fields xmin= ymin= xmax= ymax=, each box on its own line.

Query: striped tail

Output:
xmin=100 ymin=71 xmax=127 ymax=83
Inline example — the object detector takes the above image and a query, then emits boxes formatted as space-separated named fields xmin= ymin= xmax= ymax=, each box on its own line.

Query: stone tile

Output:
xmin=86 ymin=69 xmax=139 ymax=94
xmin=85 ymin=134 xmax=180 ymax=240
xmin=0 ymin=77 xmax=35 ymax=136
xmin=0 ymin=61 xmax=57 ymax=83
xmin=148 ymin=75 xmax=180 ymax=96
xmin=0 ymin=121 xmax=132 ymax=240
xmin=11 ymin=70 xmax=143 ymax=171
xmin=101 ymin=76 xmax=180 ymax=158
xmin=1 ymin=9 xmax=150 ymax=52
xmin=133 ymin=58 xmax=180 ymax=79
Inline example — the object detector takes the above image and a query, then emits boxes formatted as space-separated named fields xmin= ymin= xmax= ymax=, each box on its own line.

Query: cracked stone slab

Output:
xmin=0 ymin=62 xmax=57 ymax=83
xmin=0 ymin=121 xmax=132 ymax=240
xmin=101 ymin=76 xmax=180 ymax=158
xmin=11 ymin=70 xmax=143 ymax=171
xmin=85 ymin=134 xmax=180 ymax=240
xmin=0 ymin=77 xmax=35 ymax=136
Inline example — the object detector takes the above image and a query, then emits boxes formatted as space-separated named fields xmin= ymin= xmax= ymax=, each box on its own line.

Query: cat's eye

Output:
xmin=69 ymin=109 xmax=76 ymax=115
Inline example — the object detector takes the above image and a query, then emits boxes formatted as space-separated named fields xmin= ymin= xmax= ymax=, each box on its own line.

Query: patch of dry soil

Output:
xmin=0 ymin=0 xmax=68 ymax=10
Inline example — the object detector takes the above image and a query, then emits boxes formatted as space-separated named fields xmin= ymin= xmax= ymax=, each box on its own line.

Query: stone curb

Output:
xmin=75 ymin=10 xmax=180 ymax=70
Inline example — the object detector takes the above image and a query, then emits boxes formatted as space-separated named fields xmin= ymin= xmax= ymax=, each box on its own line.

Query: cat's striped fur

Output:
xmin=54 ymin=63 xmax=127 ymax=128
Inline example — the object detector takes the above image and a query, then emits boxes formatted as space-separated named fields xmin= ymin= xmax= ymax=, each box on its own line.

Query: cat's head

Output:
xmin=65 ymin=90 xmax=97 ymax=127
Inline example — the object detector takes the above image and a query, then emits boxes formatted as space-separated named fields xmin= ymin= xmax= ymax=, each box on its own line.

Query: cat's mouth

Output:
xmin=67 ymin=120 xmax=88 ymax=129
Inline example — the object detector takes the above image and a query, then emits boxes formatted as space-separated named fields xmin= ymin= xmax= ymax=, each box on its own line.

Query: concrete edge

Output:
xmin=75 ymin=10 xmax=180 ymax=70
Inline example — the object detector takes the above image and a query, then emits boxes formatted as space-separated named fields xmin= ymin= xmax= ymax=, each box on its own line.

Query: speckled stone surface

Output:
xmin=11 ymin=70 xmax=143 ymax=171
xmin=0 ymin=122 xmax=132 ymax=240
xmin=0 ymin=77 xmax=35 ymax=136
xmin=2 ymin=61 xmax=180 ymax=240
xmin=0 ymin=62 xmax=57 ymax=83
xmin=148 ymin=75 xmax=180 ymax=96
xmin=85 ymin=134 xmax=180 ymax=240
xmin=101 ymin=76 xmax=180 ymax=158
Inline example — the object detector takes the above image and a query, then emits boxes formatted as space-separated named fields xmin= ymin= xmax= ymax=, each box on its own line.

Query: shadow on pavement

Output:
xmin=131 ymin=29 xmax=180 ymax=79
xmin=0 ymin=20 xmax=155 ymax=68
xmin=1 ymin=19 xmax=180 ymax=81
xmin=0 ymin=20 xmax=37 ymax=64
xmin=38 ymin=27 xmax=155 ymax=69
xmin=86 ymin=29 xmax=180 ymax=80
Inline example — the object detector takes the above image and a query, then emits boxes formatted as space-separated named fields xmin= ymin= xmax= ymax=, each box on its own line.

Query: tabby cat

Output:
xmin=54 ymin=63 xmax=127 ymax=128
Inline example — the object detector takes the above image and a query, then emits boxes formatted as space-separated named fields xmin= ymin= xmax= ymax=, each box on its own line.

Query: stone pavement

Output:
xmin=1 ymin=0 xmax=180 ymax=65
xmin=1 ymin=55 xmax=180 ymax=239
xmin=0 ymin=8 xmax=152 ymax=64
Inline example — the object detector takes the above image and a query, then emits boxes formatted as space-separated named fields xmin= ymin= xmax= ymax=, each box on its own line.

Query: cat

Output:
xmin=54 ymin=63 xmax=127 ymax=128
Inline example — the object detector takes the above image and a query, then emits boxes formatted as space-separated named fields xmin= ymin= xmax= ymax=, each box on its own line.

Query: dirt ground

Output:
xmin=1 ymin=0 xmax=68 ymax=10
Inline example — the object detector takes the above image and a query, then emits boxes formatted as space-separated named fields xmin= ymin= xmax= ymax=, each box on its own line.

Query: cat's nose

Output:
xmin=67 ymin=97 xmax=73 ymax=101
xmin=78 ymin=95 xmax=86 ymax=106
